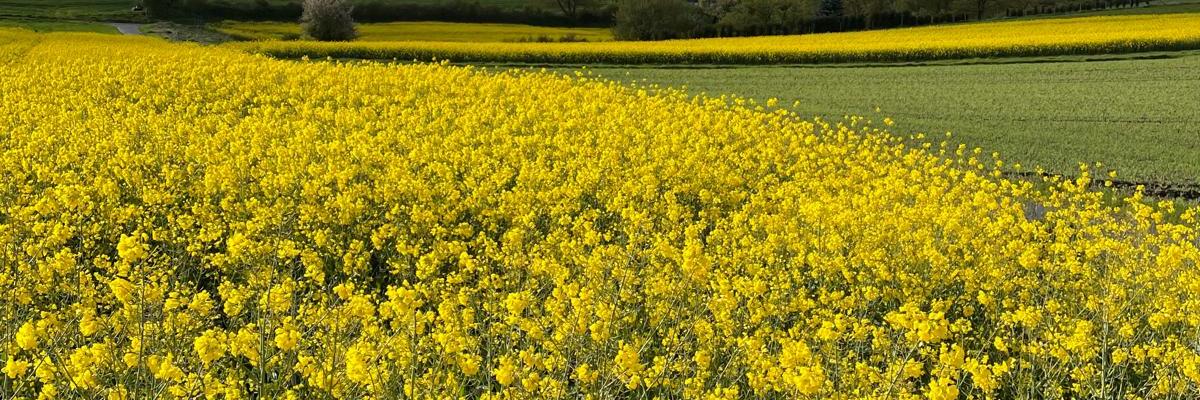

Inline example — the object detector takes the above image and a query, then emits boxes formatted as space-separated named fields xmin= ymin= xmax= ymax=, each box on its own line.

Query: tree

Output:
xmin=817 ymin=0 xmax=844 ymax=16
xmin=718 ymin=0 xmax=820 ymax=35
xmin=842 ymin=0 xmax=890 ymax=27
xmin=951 ymin=0 xmax=993 ymax=19
xmin=142 ymin=0 xmax=179 ymax=18
xmin=302 ymin=0 xmax=357 ymax=41
xmin=542 ymin=0 xmax=598 ymax=20
xmin=699 ymin=0 xmax=742 ymax=18
xmin=612 ymin=0 xmax=706 ymax=41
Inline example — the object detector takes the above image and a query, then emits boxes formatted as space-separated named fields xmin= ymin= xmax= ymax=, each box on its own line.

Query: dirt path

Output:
xmin=111 ymin=23 xmax=142 ymax=35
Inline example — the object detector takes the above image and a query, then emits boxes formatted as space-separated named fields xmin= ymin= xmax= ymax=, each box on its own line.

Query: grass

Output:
xmin=244 ymin=0 xmax=561 ymax=10
xmin=0 ymin=17 xmax=118 ymax=33
xmin=0 ymin=0 xmax=138 ymax=21
xmin=216 ymin=21 xmax=613 ymax=42
xmin=0 ymin=0 xmax=576 ymax=24
xmin=235 ymin=13 xmax=1200 ymax=64
xmin=1026 ymin=0 xmax=1200 ymax=17
xmin=549 ymin=52 xmax=1200 ymax=188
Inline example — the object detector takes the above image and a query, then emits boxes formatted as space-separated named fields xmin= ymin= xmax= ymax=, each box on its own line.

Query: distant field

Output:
xmin=0 ymin=0 xmax=564 ymax=23
xmin=1029 ymin=0 xmax=1200 ymax=16
xmin=564 ymin=53 xmax=1200 ymax=187
xmin=0 ymin=0 xmax=135 ymax=21
xmin=248 ymin=0 xmax=552 ymax=9
xmin=217 ymin=21 xmax=613 ymax=42
xmin=236 ymin=13 xmax=1200 ymax=64
xmin=0 ymin=17 xmax=118 ymax=33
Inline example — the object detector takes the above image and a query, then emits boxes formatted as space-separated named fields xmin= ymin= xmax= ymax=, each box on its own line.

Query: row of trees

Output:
xmin=613 ymin=0 xmax=1155 ymax=39
xmin=141 ymin=0 xmax=614 ymax=26
xmin=142 ymin=0 xmax=1156 ymax=42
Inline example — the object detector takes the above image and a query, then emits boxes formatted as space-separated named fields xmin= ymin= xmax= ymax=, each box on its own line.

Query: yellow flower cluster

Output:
xmin=2 ymin=30 xmax=1199 ymax=399
xmin=231 ymin=13 xmax=1200 ymax=64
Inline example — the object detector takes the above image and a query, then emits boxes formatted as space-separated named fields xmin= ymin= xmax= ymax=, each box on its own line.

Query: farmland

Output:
xmin=3 ymin=0 xmax=1200 ymax=397
xmin=216 ymin=21 xmax=613 ymax=42
xmin=567 ymin=51 xmax=1200 ymax=189
xmin=1 ymin=28 xmax=1199 ymax=399
xmin=236 ymin=13 xmax=1200 ymax=64
xmin=0 ymin=0 xmax=133 ymax=20
xmin=241 ymin=0 xmax=563 ymax=10
xmin=0 ymin=17 xmax=117 ymax=33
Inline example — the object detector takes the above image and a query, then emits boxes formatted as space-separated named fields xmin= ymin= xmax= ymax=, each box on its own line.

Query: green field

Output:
xmin=561 ymin=52 xmax=1200 ymax=189
xmin=248 ymin=0 xmax=554 ymax=8
xmin=1030 ymin=0 xmax=1200 ymax=17
xmin=0 ymin=17 xmax=118 ymax=32
xmin=217 ymin=21 xmax=613 ymax=42
xmin=0 ymin=0 xmax=565 ymax=24
xmin=0 ymin=0 xmax=135 ymax=20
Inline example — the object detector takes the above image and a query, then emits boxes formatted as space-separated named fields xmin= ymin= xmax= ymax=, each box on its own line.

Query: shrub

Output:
xmin=612 ymin=0 xmax=707 ymax=41
xmin=142 ymin=0 xmax=179 ymax=18
xmin=301 ymin=0 xmax=357 ymax=41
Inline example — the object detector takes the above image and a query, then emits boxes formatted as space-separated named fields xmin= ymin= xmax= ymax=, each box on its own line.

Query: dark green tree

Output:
xmin=142 ymin=0 xmax=179 ymax=18
xmin=612 ymin=0 xmax=706 ymax=41
xmin=302 ymin=0 xmax=357 ymax=41
xmin=541 ymin=0 xmax=600 ymax=20
xmin=818 ymin=0 xmax=844 ymax=16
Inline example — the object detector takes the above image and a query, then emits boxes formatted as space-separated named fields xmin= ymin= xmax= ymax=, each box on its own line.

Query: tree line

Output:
xmin=140 ymin=0 xmax=613 ymax=27
xmin=611 ymin=0 xmax=1154 ymax=39
xmin=140 ymin=0 xmax=1156 ymax=41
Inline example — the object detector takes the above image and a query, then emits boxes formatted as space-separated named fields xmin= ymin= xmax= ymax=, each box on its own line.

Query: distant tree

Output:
xmin=909 ymin=0 xmax=954 ymax=16
xmin=612 ymin=0 xmax=706 ymax=40
xmin=951 ymin=0 xmax=994 ymax=19
xmin=1003 ymin=0 xmax=1040 ymax=15
xmin=718 ymin=0 xmax=819 ymax=35
xmin=302 ymin=0 xmax=357 ymax=41
xmin=541 ymin=0 xmax=599 ymax=19
xmin=184 ymin=0 xmax=208 ymax=14
xmin=698 ymin=0 xmax=741 ymax=18
xmin=842 ymin=0 xmax=889 ymax=26
xmin=817 ymin=0 xmax=844 ymax=16
xmin=142 ymin=0 xmax=179 ymax=18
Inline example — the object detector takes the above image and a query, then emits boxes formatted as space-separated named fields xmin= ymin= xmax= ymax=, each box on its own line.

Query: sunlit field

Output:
xmin=1 ymin=30 xmax=1198 ymax=399
xmin=216 ymin=21 xmax=613 ymax=42
xmin=234 ymin=13 xmax=1200 ymax=64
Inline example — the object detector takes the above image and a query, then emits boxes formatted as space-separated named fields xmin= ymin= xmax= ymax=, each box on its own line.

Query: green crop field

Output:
xmin=561 ymin=52 xmax=1200 ymax=190
xmin=0 ymin=0 xmax=135 ymax=20
xmin=0 ymin=0 xmax=570 ymax=23
xmin=223 ymin=0 xmax=565 ymax=11
xmin=0 ymin=17 xmax=118 ymax=32
xmin=0 ymin=18 xmax=118 ymax=33
xmin=1030 ymin=0 xmax=1200 ymax=17
xmin=217 ymin=21 xmax=613 ymax=42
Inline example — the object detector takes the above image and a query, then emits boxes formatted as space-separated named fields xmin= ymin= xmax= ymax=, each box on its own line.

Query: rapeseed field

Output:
xmin=234 ymin=13 xmax=1200 ymax=64
xmin=1 ymin=30 xmax=1199 ymax=399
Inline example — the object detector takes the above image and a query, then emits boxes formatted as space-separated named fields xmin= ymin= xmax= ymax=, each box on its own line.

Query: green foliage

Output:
xmin=141 ymin=0 xmax=210 ymax=18
xmin=540 ymin=0 xmax=601 ymax=19
xmin=143 ymin=0 xmax=179 ymax=18
xmin=612 ymin=0 xmax=706 ymax=40
xmin=0 ymin=17 xmax=120 ymax=33
xmin=302 ymin=0 xmax=356 ymax=41
xmin=718 ymin=0 xmax=821 ymax=34
xmin=217 ymin=20 xmax=611 ymax=42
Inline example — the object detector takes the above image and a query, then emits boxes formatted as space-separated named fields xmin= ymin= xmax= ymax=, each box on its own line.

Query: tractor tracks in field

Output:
xmin=111 ymin=23 xmax=142 ymax=35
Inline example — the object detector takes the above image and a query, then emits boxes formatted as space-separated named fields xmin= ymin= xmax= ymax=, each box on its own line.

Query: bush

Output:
xmin=613 ymin=0 xmax=707 ymax=41
xmin=302 ymin=0 xmax=357 ymax=42
xmin=142 ymin=0 xmax=178 ymax=18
